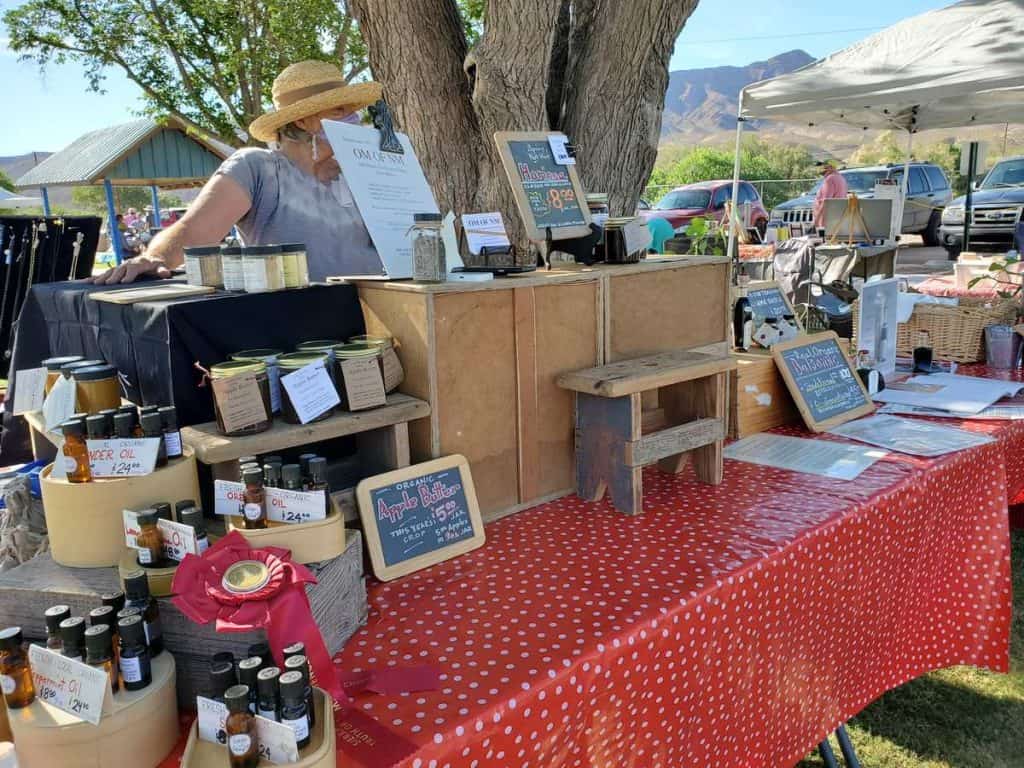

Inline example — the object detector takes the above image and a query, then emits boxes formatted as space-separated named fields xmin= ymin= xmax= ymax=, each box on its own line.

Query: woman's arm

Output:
xmin=90 ymin=173 xmax=253 ymax=284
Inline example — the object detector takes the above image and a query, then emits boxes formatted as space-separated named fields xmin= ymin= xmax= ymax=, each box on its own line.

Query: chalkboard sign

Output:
xmin=746 ymin=281 xmax=802 ymax=330
xmin=494 ymin=131 xmax=592 ymax=241
xmin=772 ymin=332 xmax=874 ymax=432
xmin=356 ymin=455 xmax=485 ymax=581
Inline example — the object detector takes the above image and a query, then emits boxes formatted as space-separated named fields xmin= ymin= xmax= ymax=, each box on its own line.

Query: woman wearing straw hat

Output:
xmin=92 ymin=60 xmax=383 ymax=284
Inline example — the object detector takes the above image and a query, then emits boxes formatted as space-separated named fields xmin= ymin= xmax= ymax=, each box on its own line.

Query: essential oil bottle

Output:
xmin=179 ymin=507 xmax=210 ymax=553
xmin=174 ymin=499 xmax=197 ymax=521
xmin=0 ymin=627 xmax=36 ymax=709
xmin=256 ymin=666 xmax=281 ymax=721
xmin=237 ymin=657 xmax=262 ymax=713
xmin=241 ymin=467 xmax=267 ymax=529
xmin=59 ymin=616 xmax=87 ymax=662
xmin=124 ymin=571 xmax=163 ymax=656
xmin=281 ymin=463 xmax=303 ymax=491
xmin=85 ymin=414 xmax=109 ymax=441
xmin=117 ymin=615 xmax=152 ymax=691
xmin=140 ymin=411 xmax=168 ymax=468
xmin=43 ymin=604 xmax=71 ymax=652
xmin=61 ymin=419 xmax=92 ymax=483
xmin=158 ymin=406 xmax=183 ymax=460
xmin=225 ymin=684 xmax=259 ymax=768
xmin=101 ymin=591 xmax=126 ymax=612
xmin=85 ymin=624 xmax=119 ymax=693
xmin=284 ymin=654 xmax=315 ymax=728
xmin=209 ymin=661 xmax=237 ymax=702
xmin=134 ymin=510 xmax=163 ymax=566
xmin=278 ymin=670 xmax=311 ymax=749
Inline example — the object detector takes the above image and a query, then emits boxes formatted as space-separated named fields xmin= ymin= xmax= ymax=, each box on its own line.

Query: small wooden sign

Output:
xmin=356 ymin=455 xmax=484 ymax=581
xmin=772 ymin=332 xmax=874 ymax=432
xmin=494 ymin=131 xmax=592 ymax=241
xmin=746 ymin=281 xmax=802 ymax=330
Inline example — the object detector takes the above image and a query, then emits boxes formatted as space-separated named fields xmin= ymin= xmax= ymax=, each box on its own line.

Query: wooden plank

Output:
xmin=729 ymin=352 xmax=800 ymax=439
xmin=624 ymin=418 xmax=725 ymax=467
xmin=658 ymin=372 xmax=728 ymax=484
xmin=355 ymin=422 xmax=411 ymax=476
xmin=347 ymin=269 xmax=600 ymax=294
xmin=180 ymin=393 xmax=430 ymax=465
xmin=641 ymin=407 xmax=667 ymax=434
xmin=557 ymin=345 xmax=736 ymax=397
xmin=575 ymin=392 xmax=642 ymax=515
xmin=89 ymin=283 xmax=216 ymax=304
xmin=514 ymin=287 xmax=540 ymax=503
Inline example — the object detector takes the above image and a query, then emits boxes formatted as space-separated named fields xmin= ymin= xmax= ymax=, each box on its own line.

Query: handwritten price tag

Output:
xmin=123 ymin=509 xmax=140 ymax=548
xmin=12 ymin=367 xmax=46 ymax=415
xmin=196 ymin=695 xmax=228 ymax=744
xmin=28 ymin=645 xmax=108 ymax=726
xmin=280 ymin=360 xmax=339 ymax=424
xmin=87 ymin=438 xmax=160 ymax=477
xmin=266 ymin=487 xmax=327 ymax=524
xmin=158 ymin=518 xmax=198 ymax=561
xmin=214 ymin=479 xmax=244 ymax=516
xmin=255 ymin=715 xmax=300 ymax=764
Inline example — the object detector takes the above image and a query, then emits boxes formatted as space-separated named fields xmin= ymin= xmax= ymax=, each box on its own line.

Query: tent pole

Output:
xmin=150 ymin=185 xmax=162 ymax=229
xmin=726 ymin=97 xmax=744 ymax=265
xmin=41 ymin=187 xmax=51 ymax=217
xmin=896 ymin=130 xmax=913 ymax=242
xmin=104 ymin=179 xmax=124 ymax=265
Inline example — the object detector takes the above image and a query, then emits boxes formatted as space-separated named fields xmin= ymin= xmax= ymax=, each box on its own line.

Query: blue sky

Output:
xmin=2 ymin=0 xmax=953 ymax=156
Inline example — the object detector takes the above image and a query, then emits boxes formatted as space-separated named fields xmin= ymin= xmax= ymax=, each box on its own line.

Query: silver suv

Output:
xmin=939 ymin=156 xmax=1024 ymax=257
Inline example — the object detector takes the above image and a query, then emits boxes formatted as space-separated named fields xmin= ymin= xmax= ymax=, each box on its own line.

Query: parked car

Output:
xmin=772 ymin=162 xmax=952 ymax=245
xmin=642 ymin=180 xmax=769 ymax=235
xmin=940 ymin=155 xmax=1024 ymax=257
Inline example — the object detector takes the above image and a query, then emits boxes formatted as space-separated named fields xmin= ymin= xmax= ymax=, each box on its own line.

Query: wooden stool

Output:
xmin=557 ymin=346 xmax=735 ymax=515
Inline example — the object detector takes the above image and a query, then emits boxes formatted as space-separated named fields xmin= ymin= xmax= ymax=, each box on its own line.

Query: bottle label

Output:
xmin=228 ymin=734 xmax=252 ymax=756
xmin=1 ymin=675 xmax=15 ymax=695
xmin=243 ymin=258 xmax=269 ymax=292
xmin=144 ymin=618 xmax=162 ymax=645
xmin=282 ymin=714 xmax=310 ymax=741
xmin=184 ymin=257 xmax=203 ymax=286
xmin=119 ymin=654 xmax=149 ymax=683
xmin=63 ymin=455 xmax=79 ymax=474
xmin=197 ymin=536 xmax=210 ymax=554
xmin=868 ymin=370 xmax=880 ymax=395
xmin=243 ymin=503 xmax=263 ymax=521
xmin=223 ymin=258 xmax=244 ymax=291
xmin=258 ymin=706 xmax=278 ymax=721
xmin=163 ymin=431 xmax=183 ymax=457
xmin=138 ymin=548 xmax=155 ymax=565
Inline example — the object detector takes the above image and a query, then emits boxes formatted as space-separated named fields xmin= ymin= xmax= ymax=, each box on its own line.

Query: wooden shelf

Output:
xmin=180 ymin=393 xmax=430 ymax=464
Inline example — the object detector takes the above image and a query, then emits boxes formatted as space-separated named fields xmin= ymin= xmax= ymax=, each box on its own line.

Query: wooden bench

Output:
xmin=557 ymin=345 xmax=735 ymax=515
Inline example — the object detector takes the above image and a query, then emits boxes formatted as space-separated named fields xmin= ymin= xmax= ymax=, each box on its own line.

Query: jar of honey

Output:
xmin=295 ymin=339 xmax=340 ymax=365
xmin=278 ymin=352 xmax=335 ymax=424
xmin=42 ymin=355 xmax=83 ymax=394
xmin=230 ymin=349 xmax=283 ymax=414
xmin=346 ymin=335 xmax=399 ymax=391
xmin=333 ymin=342 xmax=384 ymax=411
xmin=210 ymin=361 xmax=273 ymax=436
xmin=72 ymin=364 xmax=121 ymax=414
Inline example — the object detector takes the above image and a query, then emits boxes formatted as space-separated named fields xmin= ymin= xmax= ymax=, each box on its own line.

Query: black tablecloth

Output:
xmin=2 ymin=280 xmax=365 ymax=461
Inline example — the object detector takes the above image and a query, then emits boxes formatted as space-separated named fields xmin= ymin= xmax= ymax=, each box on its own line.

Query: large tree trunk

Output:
xmin=350 ymin=0 xmax=699 ymax=244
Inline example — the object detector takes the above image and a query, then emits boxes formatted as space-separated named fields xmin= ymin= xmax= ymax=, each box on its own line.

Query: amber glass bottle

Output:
xmin=240 ymin=467 xmax=267 ymax=529
xmin=0 ymin=627 xmax=36 ymax=708
xmin=225 ymin=684 xmax=260 ymax=768
xmin=61 ymin=419 xmax=92 ymax=483
xmin=85 ymin=624 xmax=119 ymax=693
xmin=134 ymin=510 xmax=163 ymax=566
xmin=44 ymin=604 xmax=70 ymax=652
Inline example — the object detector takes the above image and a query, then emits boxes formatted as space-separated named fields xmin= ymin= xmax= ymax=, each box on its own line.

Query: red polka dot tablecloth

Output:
xmin=332 ymin=425 xmax=1012 ymax=768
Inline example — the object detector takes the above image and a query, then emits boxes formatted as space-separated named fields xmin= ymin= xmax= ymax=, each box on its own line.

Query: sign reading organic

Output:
xmin=356 ymin=455 xmax=484 ymax=581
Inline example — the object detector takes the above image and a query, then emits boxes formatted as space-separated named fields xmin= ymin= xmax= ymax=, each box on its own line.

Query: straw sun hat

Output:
xmin=248 ymin=60 xmax=383 ymax=143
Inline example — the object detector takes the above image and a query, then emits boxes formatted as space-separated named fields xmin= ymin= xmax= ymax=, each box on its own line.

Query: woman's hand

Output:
xmin=87 ymin=255 xmax=173 ymax=284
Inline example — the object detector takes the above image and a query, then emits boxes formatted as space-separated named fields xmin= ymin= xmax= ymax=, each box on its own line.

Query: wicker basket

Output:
xmin=851 ymin=296 xmax=1019 ymax=363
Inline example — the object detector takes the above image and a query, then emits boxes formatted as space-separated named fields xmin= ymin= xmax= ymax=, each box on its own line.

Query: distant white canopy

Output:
xmin=0 ymin=188 xmax=42 ymax=209
xmin=740 ymin=0 xmax=1024 ymax=132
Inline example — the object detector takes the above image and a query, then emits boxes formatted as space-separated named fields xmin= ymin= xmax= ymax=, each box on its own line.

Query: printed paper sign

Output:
xmin=87 ymin=438 xmax=160 ymax=477
xmin=197 ymin=696 xmax=298 ymax=763
xmin=340 ymin=358 xmax=386 ymax=411
xmin=28 ymin=645 xmax=109 ymax=726
xmin=158 ymin=518 xmax=199 ymax=561
xmin=13 ymin=367 xmax=46 ymax=415
xmin=214 ymin=479 xmax=245 ymax=517
xmin=381 ymin=347 xmax=404 ymax=392
xmin=280 ymin=361 xmax=340 ymax=424
xmin=123 ymin=509 xmax=140 ymax=548
xmin=267 ymin=487 xmax=328 ymax=524
xmin=43 ymin=375 xmax=76 ymax=432
xmin=547 ymin=134 xmax=576 ymax=165
xmin=196 ymin=695 xmax=228 ymax=744
xmin=211 ymin=372 xmax=269 ymax=434
xmin=461 ymin=212 xmax=511 ymax=255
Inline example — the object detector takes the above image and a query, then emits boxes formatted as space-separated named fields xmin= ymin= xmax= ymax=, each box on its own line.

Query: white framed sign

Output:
xmin=857 ymin=277 xmax=899 ymax=378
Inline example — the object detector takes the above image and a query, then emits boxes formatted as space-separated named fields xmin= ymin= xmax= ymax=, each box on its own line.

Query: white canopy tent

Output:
xmin=727 ymin=0 xmax=1024 ymax=253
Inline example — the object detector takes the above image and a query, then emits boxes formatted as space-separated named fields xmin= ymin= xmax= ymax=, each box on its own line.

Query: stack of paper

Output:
xmin=872 ymin=373 xmax=1024 ymax=415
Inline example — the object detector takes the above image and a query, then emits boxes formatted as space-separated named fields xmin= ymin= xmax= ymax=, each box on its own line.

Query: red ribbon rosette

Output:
xmin=171 ymin=530 xmax=348 ymax=704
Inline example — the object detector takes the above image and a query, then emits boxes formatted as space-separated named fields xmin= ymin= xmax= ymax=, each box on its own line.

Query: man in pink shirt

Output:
xmin=813 ymin=161 xmax=848 ymax=230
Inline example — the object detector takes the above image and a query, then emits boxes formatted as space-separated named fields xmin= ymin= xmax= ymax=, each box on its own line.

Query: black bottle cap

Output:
xmin=242 ymin=466 xmax=263 ymax=485
xmin=158 ymin=406 xmax=178 ymax=430
xmin=263 ymin=464 xmax=281 ymax=486
xmin=284 ymin=654 xmax=310 ymax=684
xmin=113 ymin=412 xmax=135 ymax=438
xmin=281 ymin=464 xmax=302 ymax=488
xmin=210 ymin=661 xmax=238 ymax=698
xmin=117 ymin=614 xmax=146 ymax=645
xmin=225 ymin=684 xmax=251 ymax=713
xmin=278 ymin=670 xmax=305 ymax=700
xmin=152 ymin=502 xmax=172 ymax=522
xmin=61 ymin=419 xmax=85 ymax=438
xmin=116 ymin=607 xmax=142 ymax=622
xmin=136 ymin=509 xmax=157 ymax=528
xmin=123 ymin=571 xmax=151 ymax=601
xmin=179 ymin=508 xmax=205 ymax=535
xmin=263 ymin=456 xmax=283 ymax=466
xmin=308 ymin=456 xmax=327 ymax=482
xmin=238 ymin=656 xmax=262 ymax=688
xmin=282 ymin=642 xmax=305 ymax=657
xmin=139 ymin=405 xmax=160 ymax=417
xmin=85 ymin=414 xmax=107 ymax=439
xmin=257 ymin=666 xmax=280 ymax=697
xmin=44 ymin=604 xmax=71 ymax=633
xmin=298 ymin=454 xmax=317 ymax=474
xmin=42 ymin=355 xmax=84 ymax=372
xmin=0 ymin=627 xmax=23 ymax=651
xmin=117 ymin=404 xmax=138 ymax=417
xmin=175 ymin=499 xmax=197 ymax=516
xmin=101 ymin=591 xmax=126 ymax=612
xmin=72 ymin=364 xmax=117 ymax=382
xmin=85 ymin=624 xmax=113 ymax=661
xmin=238 ymin=456 xmax=258 ymax=466
xmin=211 ymin=651 xmax=234 ymax=667
xmin=89 ymin=605 xmax=116 ymax=628
xmin=140 ymin=411 xmax=163 ymax=434
xmin=59 ymin=616 xmax=86 ymax=648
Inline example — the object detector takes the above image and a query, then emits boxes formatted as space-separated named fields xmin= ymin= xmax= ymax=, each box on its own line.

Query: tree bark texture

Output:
xmin=350 ymin=0 xmax=699 ymax=247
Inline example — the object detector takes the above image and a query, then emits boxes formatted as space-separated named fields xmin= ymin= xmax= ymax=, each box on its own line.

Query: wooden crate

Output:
xmin=728 ymin=352 xmax=799 ymax=438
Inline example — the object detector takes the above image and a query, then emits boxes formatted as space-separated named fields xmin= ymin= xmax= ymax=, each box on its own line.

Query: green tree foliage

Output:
xmin=0 ymin=169 xmax=15 ymax=192
xmin=647 ymin=138 xmax=817 ymax=210
xmin=70 ymin=186 xmax=183 ymax=218
xmin=3 ymin=0 xmax=369 ymax=147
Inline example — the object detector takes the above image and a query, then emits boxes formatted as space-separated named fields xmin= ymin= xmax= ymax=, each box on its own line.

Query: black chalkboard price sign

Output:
xmin=746 ymin=281 xmax=801 ymax=329
xmin=494 ymin=131 xmax=593 ymax=241
xmin=772 ymin=332 xmax=875 ymax=432
xmin=356 ymin=455 xmax=485 ymax=581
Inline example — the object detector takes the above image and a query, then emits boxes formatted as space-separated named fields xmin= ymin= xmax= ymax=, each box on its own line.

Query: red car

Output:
xmin=643 ymin=180 xmax=769 ymax=234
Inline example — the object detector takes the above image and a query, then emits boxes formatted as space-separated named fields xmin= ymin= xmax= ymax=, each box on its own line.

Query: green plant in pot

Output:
xmin=684 ymin=216 xmax=727 ymax=256
xmin=968 ymin=253 xmax=1024 ymax=300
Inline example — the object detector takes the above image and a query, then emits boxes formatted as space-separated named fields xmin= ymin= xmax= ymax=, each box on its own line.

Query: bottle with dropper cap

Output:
xmin=225 ymin=684 xmax=259 ymax=768
xmin=43 ymin=604 xmax=70 ymax=652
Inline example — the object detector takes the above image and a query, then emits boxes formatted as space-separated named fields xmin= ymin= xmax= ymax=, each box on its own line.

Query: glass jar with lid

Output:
xmin=72 ymin=364 xmax=121 ymax=414
xmin=333 ymin=342 xmax=384 ymax=411
xmin=230 ymin=349 xmax=284 ymax=414
xmin=242 ymin=245 xmax=286 ymax=293
xmin=209 ymin=360 xmax=273 ymax=436
xmin=280 ymin=243 xmax=310 ymax=289
xmin=183 ymin=245 xmax=224 ymax=288
xmin=410 ymin=213 xmax=446 ymax=282
xmin=220 ymin=244 xmax=246 ymax=291
xmin=41 ymin=355 xmax=83 ymax=394
xmin=277 ymin=351 xmax=336 ymax=424
xmin=295 ymin=339 xmax=340 ymax=365
xmin=345 ymin=336 xmax=398 ymax=392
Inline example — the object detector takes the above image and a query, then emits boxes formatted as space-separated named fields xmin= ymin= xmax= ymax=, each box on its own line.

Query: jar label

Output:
xmin=164 ymin=431 xmax=183 ymax=457
xmin=222 ymin=258 xmax=244 ymax=291
xmin=228 ymin=734 xmax=253 ymax=756
xmin=282 ymin=714 xmax=310 ymax=741
xmin=243 ymin=258 xmax=269 ymax=292
xmin=144 ymin=618 xmax=162 ymax=644
xmin=258 ymin=706 xmax=277 ymax=720
xmin=184 ymin=257 xmax=203 ymax=286
xmin=1 ymin=675 xmax=15 ymax=695
xmin=119 ymin=654 xmax=149 ymax=683
xmin=138 ymin=548 xmax=155 ymax=565
xmin=243 ymin=503 xmax=263 ymax=521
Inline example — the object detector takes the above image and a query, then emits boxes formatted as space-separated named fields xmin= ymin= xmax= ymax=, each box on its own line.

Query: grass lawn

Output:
xmin=799 ymin=530 xmax=1024 ymax=768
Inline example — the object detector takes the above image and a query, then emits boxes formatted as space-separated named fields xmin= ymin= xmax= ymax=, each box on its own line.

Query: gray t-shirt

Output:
xmin=215 ymin=148 xmax=382 ymax=281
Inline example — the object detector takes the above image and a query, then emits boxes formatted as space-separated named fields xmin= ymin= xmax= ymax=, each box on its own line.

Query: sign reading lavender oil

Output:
xmin=356 ymin=455 xmax=485 ymax=581
xmin=772 ymin=331 xmax=875 ymax=432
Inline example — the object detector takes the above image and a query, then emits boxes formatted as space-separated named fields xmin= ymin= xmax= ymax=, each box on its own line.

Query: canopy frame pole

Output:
xmin=896 ymin=128 xmax=914 ymax=243
xmin=150 ymin=185 xmax=162 ymax=229
xmin=40 ymin=187 xmax=51 ymax=217
xmin=726 ymin=97 xmax=745 ymax=268
xmin=104 ymin=179 xmax=124 ymax=265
